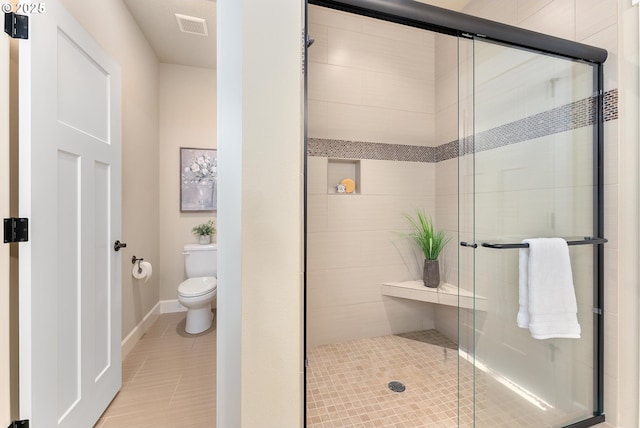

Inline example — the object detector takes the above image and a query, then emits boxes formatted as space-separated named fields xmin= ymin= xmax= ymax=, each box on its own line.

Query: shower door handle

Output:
xmin=460 ymin=241 xmax=477 ymax=248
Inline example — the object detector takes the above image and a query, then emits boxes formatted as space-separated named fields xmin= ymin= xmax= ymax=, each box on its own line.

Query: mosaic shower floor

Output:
xmin=306 ymin=330 xmax=592 ymax=428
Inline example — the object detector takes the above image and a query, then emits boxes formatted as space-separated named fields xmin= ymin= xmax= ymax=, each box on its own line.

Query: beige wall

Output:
xmin=240 ymin=0 xmax=304 ymax=421
xmin=217 ymin=0 xmax=304 ymax=425
xmin=1 ymin=30 xmax=11 ymax=428
xmin=159 ymin=63 xmax=217 ymax=301
xmin=616 ymin=2 xmax=639 ymax=427
xmin=60 ymin=0 xmax=160 ymax=338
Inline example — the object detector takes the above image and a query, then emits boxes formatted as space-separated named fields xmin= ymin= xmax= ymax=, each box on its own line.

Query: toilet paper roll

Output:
xmin=132 ymin=261 xmax=153 ymax=283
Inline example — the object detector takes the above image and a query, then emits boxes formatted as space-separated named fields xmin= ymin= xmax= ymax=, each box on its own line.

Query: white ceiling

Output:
xmin=121 ymin=0 xmax=470 ymax=71
xmin=123 ymin=0 xmax=216 ymax=69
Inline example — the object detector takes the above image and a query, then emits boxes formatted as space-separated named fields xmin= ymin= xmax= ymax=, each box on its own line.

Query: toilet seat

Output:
xmin=178 ymin=276 xmax=217 ymax=298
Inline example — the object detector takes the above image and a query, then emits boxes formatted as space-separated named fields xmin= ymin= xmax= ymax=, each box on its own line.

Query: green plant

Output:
xmin=405 ymin=210 xmax=450 ymax=260
xmin=192 ymin=219 xmax=216 ymax=236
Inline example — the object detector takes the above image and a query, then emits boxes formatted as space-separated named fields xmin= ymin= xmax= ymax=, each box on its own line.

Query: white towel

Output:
xmin=517 ymin=238 xmax=581 ymax=339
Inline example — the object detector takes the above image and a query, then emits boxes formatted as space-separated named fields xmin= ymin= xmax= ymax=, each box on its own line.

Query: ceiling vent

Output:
xmin=175 ymin=13 xmax=208 ymax=36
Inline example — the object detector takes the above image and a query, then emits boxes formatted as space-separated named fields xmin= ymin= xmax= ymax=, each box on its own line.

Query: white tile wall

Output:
xmin=517 ymin=0 xmax=576 ymax=40
xmin=308 ymin=63 xmax=363 ymax=105
xmin=389 ymin=110 xmax=435 ymax=147
xmin=360 ymin=14 xmax=433 ymax=45
xmin=435 ymin=104 xmax=458 ymax=146
xmin=307 ymin=195 xmax=328 ymax=233
xmin=434 ymin=33 xmax=458 ymax=80
xmin=361 ymin=71 xmax=433 ymax=113
xmin=435 ymin=70 xmax=458 ymax=113
xmin=306 ymin=157 xmax=437 ymax=345
xmin=307 ymin=298 xmax=435 ymax=346
xmin=308 ymin=5 xmax=362 ymax=31
xmin=516 ymin=0 xmax=553 ymax=23
xmin=308 ymin=23 xmax=328 ymax=64
xmin=359 ymin=160 xmax=434 ymax=195
xmin=580 ymin=25 xmax=618 ymax=92
xmin=462 ymin=0 xmax=517 ymax=25
xmin=324 ymin=103 xmax=393 ymax=144
xmin=307 ymin=100 xmax=328 ymax=139
xmin=604 ymin=183 xmax=618 ymax=249
xmin=327 ymin=27 xmax=433 ymax=82
xmin=575 ymin=0 xmax=618 ymax=41
xmin=308 ymin=6 xmax=435 ymax=146
xmin=604 ymin=249 xmax=618 ymax=315
xmin=307 ymin=156 xmax=328 ymax=194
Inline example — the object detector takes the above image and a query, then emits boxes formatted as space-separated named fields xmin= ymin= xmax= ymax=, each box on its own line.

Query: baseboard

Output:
xmin=120 ymin=300 xmax=188 ymax=359
xmin=121 ymin=301 xmax=161 ymax=358
xmin=159 ymin=299 xmax=187 ymax=314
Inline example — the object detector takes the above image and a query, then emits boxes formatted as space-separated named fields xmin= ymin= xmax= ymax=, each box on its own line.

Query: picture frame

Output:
xmin=180 ymin=147 xmax=217 ymax=212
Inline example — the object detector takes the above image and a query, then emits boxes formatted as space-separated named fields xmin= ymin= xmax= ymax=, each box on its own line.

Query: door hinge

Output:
xmin=4 ymin=12 xmax=29 ymax=39
xmin=592 ymin=307 xmax=603 ymax=315
xmin=7 ymin=420 xmax=29 ymax=428
xmin=3 ymin=218 xmax=29 ymax=243
xmin=304 ymin=358 xmax=309 ymax=368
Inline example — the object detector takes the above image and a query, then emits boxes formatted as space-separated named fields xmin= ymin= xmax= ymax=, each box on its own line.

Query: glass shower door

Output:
xmin=463 ymin=38 xmax=600 ymax=427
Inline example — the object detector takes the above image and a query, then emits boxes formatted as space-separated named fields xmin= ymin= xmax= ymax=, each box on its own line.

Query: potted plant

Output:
xmin=192 ymin=219 xmax=216 ymax=245
xmin=405 ymin=210 xmax=450 ymax=288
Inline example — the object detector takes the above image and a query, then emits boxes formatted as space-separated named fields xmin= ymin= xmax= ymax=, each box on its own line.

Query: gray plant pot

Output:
xmin=423 ymin=259 xmax=440 ymax=288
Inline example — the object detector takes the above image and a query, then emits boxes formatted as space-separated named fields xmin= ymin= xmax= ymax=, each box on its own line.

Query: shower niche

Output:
xmin=326 ymin=158 xmax=360 ymax=195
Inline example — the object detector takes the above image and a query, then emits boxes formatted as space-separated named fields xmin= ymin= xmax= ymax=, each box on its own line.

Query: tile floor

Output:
xmin=95 ymin=316 xmax=611 ymax=428
xmin=95 ymin=312 xmax=216 ymax=428
xmin=306 ymin=330 xmax=602 ymax=428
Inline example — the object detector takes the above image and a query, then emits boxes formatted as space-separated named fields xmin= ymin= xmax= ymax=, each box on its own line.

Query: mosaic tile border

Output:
xmin=309 ymin=89 xmax=618 ymax=163
xmin=604 ymin=88 xmax=618 ymax=121
xmin=307 ymin=138 xmax=436 ymax=162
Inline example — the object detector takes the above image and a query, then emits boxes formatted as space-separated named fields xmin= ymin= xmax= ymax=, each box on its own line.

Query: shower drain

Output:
xmin=388 ymin=381 xmax=406 ymax=393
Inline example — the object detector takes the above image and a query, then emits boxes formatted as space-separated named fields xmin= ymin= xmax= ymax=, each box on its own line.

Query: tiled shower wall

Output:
xmin=306 ymin=5 xmax=439 ymax=346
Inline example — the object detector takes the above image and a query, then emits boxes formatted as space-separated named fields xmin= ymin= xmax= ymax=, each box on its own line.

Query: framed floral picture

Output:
xmin=180 ymin=147 xmax=217 ymax=212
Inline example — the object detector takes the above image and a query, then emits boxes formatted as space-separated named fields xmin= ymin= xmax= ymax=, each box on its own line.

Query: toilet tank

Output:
xmin=183 ymin=243 xmax=218 ymax=278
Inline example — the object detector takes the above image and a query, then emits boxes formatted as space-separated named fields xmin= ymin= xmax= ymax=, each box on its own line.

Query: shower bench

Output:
xmin=381 ymin=281 xmax=488 ymax=312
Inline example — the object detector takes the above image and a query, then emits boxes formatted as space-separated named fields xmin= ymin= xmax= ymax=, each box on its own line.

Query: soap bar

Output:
xmin=340 ymin=178 xmax=355 ymax=194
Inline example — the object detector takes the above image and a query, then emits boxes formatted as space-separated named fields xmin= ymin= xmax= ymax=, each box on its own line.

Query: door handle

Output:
xmin=114 ymin=240 xmax=127 ymax=252
xmin=460 ymin=241 xmax=477 ymax=248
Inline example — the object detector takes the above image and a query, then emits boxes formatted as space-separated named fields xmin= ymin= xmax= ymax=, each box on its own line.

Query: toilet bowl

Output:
xmin=178 ymin=276 xmax=217 ymax=334
xmin=178 ymin=243 xmax=218 ymax=334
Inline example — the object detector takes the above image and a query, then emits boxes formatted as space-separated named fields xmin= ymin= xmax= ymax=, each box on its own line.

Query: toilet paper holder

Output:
xmin=132 ymin=256 xmax=144 ymax=274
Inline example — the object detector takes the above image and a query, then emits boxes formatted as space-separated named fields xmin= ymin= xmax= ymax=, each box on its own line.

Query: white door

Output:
xmin=18 ymin=0 xmax=122 ymax=426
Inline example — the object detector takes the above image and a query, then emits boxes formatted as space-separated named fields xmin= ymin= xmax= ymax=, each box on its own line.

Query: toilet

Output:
xmin=177 ymin=243 xmax=218 ymax=334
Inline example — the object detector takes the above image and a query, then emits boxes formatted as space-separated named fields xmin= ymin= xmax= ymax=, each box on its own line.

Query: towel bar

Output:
xmin=481 ymin=237 xmax=608 ymax=249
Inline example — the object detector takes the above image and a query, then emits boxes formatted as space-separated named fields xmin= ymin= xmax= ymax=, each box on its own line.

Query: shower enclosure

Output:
xmin=305 ymin=1 xmax=607 ymax=427
xmin=458 ymin=36 xmax=605 ymax=427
